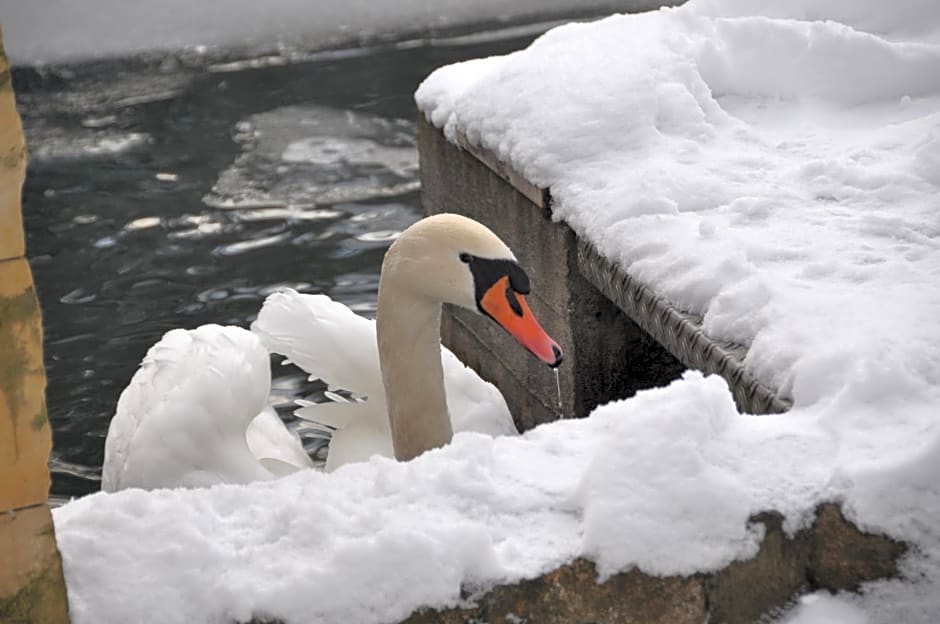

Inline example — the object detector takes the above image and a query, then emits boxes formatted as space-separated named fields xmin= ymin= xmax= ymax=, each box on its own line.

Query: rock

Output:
xmin=0 ymin=505 xmax=70 ymax=624
xmin=403 ymin=559 xmax=705 ymax=624
xmin=809 ymin=503 xmax=906 ymax=592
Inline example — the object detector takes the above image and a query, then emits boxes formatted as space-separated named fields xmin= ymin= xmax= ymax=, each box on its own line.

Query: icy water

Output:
xmin=16 ymin=22 xmax=566 ymax=500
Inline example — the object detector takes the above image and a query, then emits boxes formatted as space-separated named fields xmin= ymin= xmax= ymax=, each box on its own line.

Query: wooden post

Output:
xmin=0 ymin=25 xmax=71 ymax=624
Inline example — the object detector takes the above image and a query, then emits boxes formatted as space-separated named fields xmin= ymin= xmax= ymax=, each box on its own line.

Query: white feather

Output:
xmin=102 ymin=325 xmax=312 ymax=492
xmin=102 ymin=290 xmax=516 ymax=490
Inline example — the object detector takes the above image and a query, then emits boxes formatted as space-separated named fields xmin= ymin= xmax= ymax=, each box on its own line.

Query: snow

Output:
xmin=0 ymin=0 xmax=645 ymax=65
xmin=777 ymin=592 xmax=869 ymax=624
xmin=52 ymin=1 xmax=940 ymax=623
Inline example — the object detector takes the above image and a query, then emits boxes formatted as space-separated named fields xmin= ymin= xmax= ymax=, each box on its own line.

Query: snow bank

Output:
xmin=54 ymin=1 xmax=940 ymax=623
xmin=0 ymin=0 xmax=641 ymax=65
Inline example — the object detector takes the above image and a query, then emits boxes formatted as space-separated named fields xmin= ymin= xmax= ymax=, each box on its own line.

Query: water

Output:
xmin=16 ymin=21 xmax=573 ymax=500
xmin=553 ymin=368 xmax=564 ymax=419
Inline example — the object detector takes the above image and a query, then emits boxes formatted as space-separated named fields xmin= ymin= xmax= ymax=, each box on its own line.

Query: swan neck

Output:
xmin=376 ymin=284 xmax=453 ymax=462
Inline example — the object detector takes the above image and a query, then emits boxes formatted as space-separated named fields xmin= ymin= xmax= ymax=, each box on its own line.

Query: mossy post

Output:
xmin=0 ymin=25 xmax=71 ymax=624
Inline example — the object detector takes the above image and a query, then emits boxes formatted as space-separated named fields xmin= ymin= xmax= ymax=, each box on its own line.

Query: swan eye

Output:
xmin=459 ymin=252 xmax=472 ymax=263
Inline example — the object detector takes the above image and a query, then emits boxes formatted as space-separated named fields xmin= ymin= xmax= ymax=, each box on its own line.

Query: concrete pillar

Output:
xmin=0 ymin=24 xmax=71 ymax=624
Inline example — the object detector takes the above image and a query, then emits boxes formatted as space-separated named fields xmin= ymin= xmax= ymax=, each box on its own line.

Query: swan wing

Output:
xmin=251 ymin=289 xmax=518 ymax=470
xmin=102 ymin=325 xmax=275 ymax=491
xmin=252 ymin=290 xmax=383 ymax=399
xmin=441 ymin=348 xmax=518 ymax=436
xmin=246 ymin=406 xmax=314 ymax=471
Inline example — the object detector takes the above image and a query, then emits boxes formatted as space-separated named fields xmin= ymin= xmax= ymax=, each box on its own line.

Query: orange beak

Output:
xmin=479 ymin=276 xmax=563 ymax=367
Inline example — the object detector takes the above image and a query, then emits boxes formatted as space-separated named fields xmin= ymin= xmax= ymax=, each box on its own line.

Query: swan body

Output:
xmin=252 ymin=290 xmax=517 ymax=471
xmin=102 ymin=214 xmax=561 ymax=491
xmin=101 ymin=324 xmax=311 ymax=491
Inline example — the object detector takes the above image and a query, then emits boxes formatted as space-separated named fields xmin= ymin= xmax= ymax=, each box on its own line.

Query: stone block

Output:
xmin=809 ymin=503 xmax=906 ymax=592
xmin=0 ymin=27 xmax=26 ymax=263
xmin=707 ymin=512 xmax=811 ymax=624
xmin=0 ymin=258 xmax=50 ymax=512
xmin=0 ymin=504 xmax=70 ymax=624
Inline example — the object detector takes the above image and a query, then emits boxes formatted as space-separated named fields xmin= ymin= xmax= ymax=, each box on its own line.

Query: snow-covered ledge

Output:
xmin=421 ymin=116 xmax=788 ymax=420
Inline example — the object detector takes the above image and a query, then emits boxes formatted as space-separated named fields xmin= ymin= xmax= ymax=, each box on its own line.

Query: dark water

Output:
xmin=15 ymin=20 xmax=574 ymax=500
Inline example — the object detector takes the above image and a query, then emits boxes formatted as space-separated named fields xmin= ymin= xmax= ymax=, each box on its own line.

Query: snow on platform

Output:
xmin=53 ymin=2 xmax=940 ymax=623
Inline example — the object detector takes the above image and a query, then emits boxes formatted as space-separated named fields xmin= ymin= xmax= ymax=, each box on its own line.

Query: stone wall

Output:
xmin=0 ymin=24 xmax=71 ymax=624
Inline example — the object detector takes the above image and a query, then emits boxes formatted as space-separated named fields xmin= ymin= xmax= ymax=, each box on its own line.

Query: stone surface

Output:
xmin=707 ymin=512 xmax=811 ymax=624
xmin=0 ymin=26 xmax=26 ymax=263
xmin=0 ymin=505 xmax=70 ymax=624
xmin=0 ymin=259 xmax=50 ymax=513
xmin=403 ymin=559 xmax=706 ymax=624
xmin=419 ymin=117 xmax=685 ymax=429
xmin=0 ymin=20 xmax=51 ymax=514
xmin=809 ymin=503 xmax=906 ymax=592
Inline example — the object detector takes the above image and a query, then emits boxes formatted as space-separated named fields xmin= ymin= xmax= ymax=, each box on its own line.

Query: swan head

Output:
xmin=381 ymin=213 xmax=563 ymax=367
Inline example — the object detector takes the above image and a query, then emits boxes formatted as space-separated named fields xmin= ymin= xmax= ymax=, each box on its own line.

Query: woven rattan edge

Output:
xmin=575 ymin=239 xmax=791 ymax=414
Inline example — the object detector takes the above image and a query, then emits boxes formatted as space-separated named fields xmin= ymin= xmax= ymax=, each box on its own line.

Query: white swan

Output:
xmin=101 ymin=214 xmax=562 ymax=491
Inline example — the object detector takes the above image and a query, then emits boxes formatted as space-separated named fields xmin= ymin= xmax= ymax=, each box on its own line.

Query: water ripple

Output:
xmin=213 ymin=232 xmax=293 ymax=255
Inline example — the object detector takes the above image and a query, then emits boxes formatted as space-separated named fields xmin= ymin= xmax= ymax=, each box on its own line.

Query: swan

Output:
xmin=101 ymin=214 xmax=562 ymax=491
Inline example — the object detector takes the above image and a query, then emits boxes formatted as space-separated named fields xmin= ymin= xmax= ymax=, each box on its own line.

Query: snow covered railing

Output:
xmin=453 ymin=123 xmax=788 ymax=414
xmin=421 ymin=117 xmax=787 ymax=421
